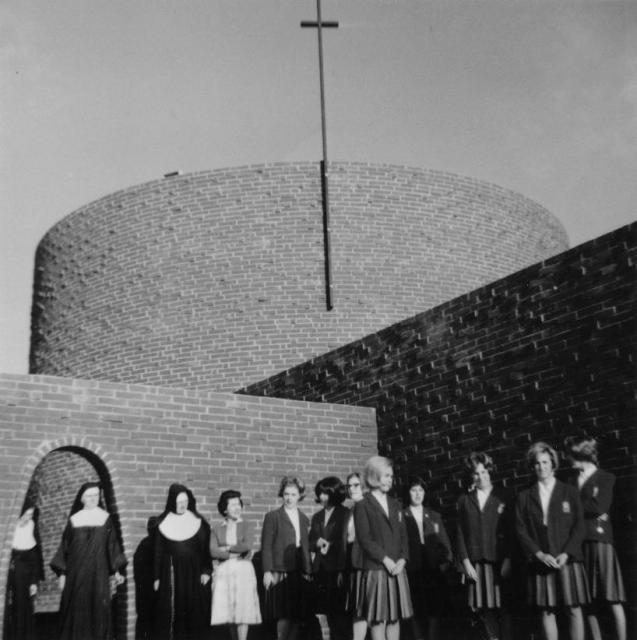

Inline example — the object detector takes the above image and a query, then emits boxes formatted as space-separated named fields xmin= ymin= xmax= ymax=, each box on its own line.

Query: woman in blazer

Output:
xmin=403 ymin=476 xmax=452 ymax=640
xmin=261 ymin=475 xmax=312 ymax=640
xmin=352 ymin=456 xmax=412 ymax=640
xmin=345 ymin=472 xmax=368 ymax=640
xmin=309 ymin=476 xmax=350 ymax=640
xmin=516 ymin=442 xmax=589 ymax=640
xmin=456 ymin=452 xmax=512 ymax=640
xmin=565 ymin=435 xmax=626 ymax=640
xmin=210 ymin=489 xmax=261 ymax=640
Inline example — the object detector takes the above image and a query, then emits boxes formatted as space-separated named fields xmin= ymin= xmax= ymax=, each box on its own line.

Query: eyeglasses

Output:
xmin=348 ymin=482 xmax=361 ymax=488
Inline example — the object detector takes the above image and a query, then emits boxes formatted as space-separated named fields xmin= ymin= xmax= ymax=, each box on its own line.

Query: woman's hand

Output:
xmin=555 ymin=553 xmax=569 ymax=568
xmin=500 ymin=557 xmax=512 ymax=579
xmin=29 ymin=584 xmax=38 ymax=597
xmin=263 ymin=571 xmax=274 ymax=590
xmin=58 ymin=575 xmax=66 ymax=590
xmin=153 ymin=579 xmax=160 ymax=592
xmin=463 ymin=558 xmax=478 ymax=581
xmin=114 ymin=573 xmax=126 ymax=586
xmin=382 ymin=556 xmax=397 ymax=574
xmin=391 ymin=558 xmax=406 ymax=576
xmin=201 ymin=574 xmax=211 ymax=586
xmin=535 ymin=551 xmax=559 ymax=569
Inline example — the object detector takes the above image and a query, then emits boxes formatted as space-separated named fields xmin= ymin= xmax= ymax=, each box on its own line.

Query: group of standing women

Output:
xmin=3 ymin=433 xmax=627 ymax=640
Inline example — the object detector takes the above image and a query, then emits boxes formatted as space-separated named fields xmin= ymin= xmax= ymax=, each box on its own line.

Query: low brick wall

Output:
xmin=0 ymin=374 xmax=376 ymax=638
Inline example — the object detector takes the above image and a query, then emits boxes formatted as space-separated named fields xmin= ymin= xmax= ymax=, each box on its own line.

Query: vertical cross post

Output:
xmin=301 ymin=0 xmax=338 ymax=311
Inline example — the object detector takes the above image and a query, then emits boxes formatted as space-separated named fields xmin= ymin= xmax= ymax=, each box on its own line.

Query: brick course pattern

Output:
xmin=242 ymin=223 xmax=637 ymax=611
xmin=30 ymin=162 xmax=567 ymax=392
xmin=0 ymin=374 xmax=376 ymax=639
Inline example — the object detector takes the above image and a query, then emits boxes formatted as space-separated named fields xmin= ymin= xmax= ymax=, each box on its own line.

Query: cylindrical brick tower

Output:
xmin=30 ymin=162 xmax=568 ymax=391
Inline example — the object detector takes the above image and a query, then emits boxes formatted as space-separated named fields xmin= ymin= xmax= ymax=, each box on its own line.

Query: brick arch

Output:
xmin=1 ymin=439 xmax=130 ymax=639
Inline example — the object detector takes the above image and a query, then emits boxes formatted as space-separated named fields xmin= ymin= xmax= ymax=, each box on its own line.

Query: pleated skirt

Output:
xmin=210 ymin=558 xmax=262 ymax=626
xmin=527 ymin=561 xmax=590 ymax=609
xmin=583 ymin=541 xmax=626 ymax=603
xmin=464 ymin=561 xmax=501 ymax=610
xmin=349 ymin=569 xmax=413 ymax=624
xmin=263 ymin=570 xmax=312 ymax=621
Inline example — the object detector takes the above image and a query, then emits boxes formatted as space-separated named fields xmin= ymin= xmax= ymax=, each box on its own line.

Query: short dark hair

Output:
xmin=277 ymin=475 xmax=306 ymax=500
xmin=565 ymin=434 xmax=598 ymax=465
xmin=217 ymin=490 xmax=243 ymax=516
xmin=463 ymin=452 xmax=494 ymax=481
xmin=314 ymin=476 xmax=347 ymax=506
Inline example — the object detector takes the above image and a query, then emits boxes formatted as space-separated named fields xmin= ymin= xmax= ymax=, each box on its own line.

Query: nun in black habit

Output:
xmin=3 ymin=500 xmax=44 ymax=640
xmin=153 ymin=483 xmax=212 ymax=640
xmin=50 ymin=482 xmax=126 ymax=640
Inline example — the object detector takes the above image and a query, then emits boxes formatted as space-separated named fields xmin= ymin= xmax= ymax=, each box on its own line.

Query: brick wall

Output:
xmin=242 ymin=223 xmax=637 ymax=610
xmin=0 ymin=374 xmax=376 ymax=639
xmin=30 ymin=162 xmax=568 ymax=392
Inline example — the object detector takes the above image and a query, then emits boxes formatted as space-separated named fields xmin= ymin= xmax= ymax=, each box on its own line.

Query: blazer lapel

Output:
xmin=367 ymin=494 xmax=391 ymax=524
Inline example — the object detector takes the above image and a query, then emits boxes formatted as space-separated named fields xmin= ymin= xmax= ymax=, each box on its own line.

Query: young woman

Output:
xmin=515 ymin=442 xmax=589 ymax=640
xmin=403 ymin=476 xmax=452 ymax=640
xmin=345 ymin=472 xmax=368 ymax=640
xmin=352 ymin=456 xmax=412 ymax=640
xmin=153 ymin=483 xmax=212 ymax=640
xmin=261 ymin=475 xmax=312 ymax=640
xmin=210 ymin=489 xmax=261 ymax=640
xmin=309 ymin=476 xmax=350 ymax=640
xmin=565 ymin=435 xmax=626 ymax=640
xmin=51 ymin=482 xmax=126 ymax=640
xmin=456 ymin=452 xmax=512 ymax=640
xmin=4 ymin=501 xmax=44 ymax=640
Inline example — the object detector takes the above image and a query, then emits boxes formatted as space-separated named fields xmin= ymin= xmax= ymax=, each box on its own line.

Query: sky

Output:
xmin=1 ymin=0 xmax=636 ymax=375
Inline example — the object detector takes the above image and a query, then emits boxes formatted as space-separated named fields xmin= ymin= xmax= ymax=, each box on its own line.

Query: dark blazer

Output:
xmin=353 ymin=493 xmax=409 ymax=570
xmin=515 ymin=479 xmax=585 ymax=562
xmin=309 ymin=504 xmax=349 ymax=573
xmin=456 ymin=488 xmax=512 ymax=563
xmin=261 ymin=507 xmax=311 ymax=574
xmin=569 ymin=469 xmax=616 ymax=544
xmin=210 ymin=519 xmax=255 ymax=560
xmin=346 ymin=507 xmax=365 ymax=570
xmin=403 ymin=507 xmax=452 ymax=571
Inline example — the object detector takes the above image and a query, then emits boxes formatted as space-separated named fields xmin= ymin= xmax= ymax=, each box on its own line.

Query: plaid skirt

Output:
xmin=349 ymin=569 xmax=413 ymax=624
xmin=583 ymin=541 xmax=626 ymax=603
xmin=527 ymin=561 xmax=590 ymax=609
xmin=463 ymin=561 xmax=501 ymax=611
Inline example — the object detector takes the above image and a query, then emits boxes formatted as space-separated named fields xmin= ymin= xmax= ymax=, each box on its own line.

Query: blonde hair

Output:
xmin=526 ymin=441 xmax=559 ymax=471
xmin=364 ymin=456 xmax=393 ymax=490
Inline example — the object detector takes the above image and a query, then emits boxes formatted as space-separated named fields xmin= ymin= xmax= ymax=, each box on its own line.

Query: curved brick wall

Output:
xmin=30 ymin=162 xmax=568 ymax=391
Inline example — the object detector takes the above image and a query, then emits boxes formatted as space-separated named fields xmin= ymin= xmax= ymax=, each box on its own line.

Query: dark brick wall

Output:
xmin=30 ymin=162 xmax=567 ymax=392
xmin=0 ymin=374 xmax=376 ymax=639
xmin=242 ymin=223 xmax=637 ymax=611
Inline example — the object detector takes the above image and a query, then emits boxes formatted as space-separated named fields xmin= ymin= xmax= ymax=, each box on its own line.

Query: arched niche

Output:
xmin=5 ymin=446 xmax=127 ymax=639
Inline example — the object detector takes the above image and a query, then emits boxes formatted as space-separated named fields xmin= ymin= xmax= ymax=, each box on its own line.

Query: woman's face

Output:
xmin=19 ymin=507 xmax=35 ymax=524
xmin=81 ymin=487 xmax=100 ymax=510
xmin=569 ymin=457 xmax=585 ymax=471
xmin=472 ymin=463 xmax=492 ymax=490
xmin=318 ymin=492 xmax=329 ymax=508
xmin=175 ymin=492 xmax=189 ymax=514
xmin=409 ymin=485 xmax=425 ymax=506
xmin=534 ymin=452 xmax=555 ymax=481
xmin=282 ymin=484 xmax=300 ymax=509
xmin=225 ymin=497 xmax=242 ymax=521
xmin=347 ymin=477 xmax=363 ymax=501
xmin=378 ymin=466 xmax=393 ymax=493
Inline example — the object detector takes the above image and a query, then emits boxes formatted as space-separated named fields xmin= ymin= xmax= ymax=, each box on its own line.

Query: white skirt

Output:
xmin=210 ymin=558 xmax=262 ymax=626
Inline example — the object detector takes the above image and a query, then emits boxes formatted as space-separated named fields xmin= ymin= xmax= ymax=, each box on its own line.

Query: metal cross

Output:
xmin=301 ymin=0 xmax=339 ymax=311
